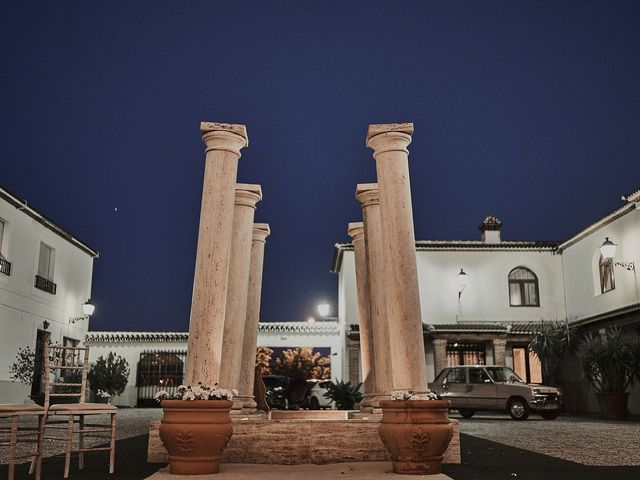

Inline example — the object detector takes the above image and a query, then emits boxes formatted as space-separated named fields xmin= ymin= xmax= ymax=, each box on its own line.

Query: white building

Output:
xmin=84 ymin=320 xmax=344 ymax=407
xmin=0 ymin=186 xmax=98 ymax=403
xmin=333 ymin=187 xmax=640 ymax=414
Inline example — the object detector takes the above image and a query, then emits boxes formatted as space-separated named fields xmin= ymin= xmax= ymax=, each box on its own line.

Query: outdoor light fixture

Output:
xmin=307 ymin=316 xmax=316 ymax=324
xmin=456 ymin=269 xmax=469 ymax=299
xmin=317 ymin=300 xmax=330 ymax=317
xmin=43 ymin=320 xmax=50 ymax=330
xmin=600 ymin=238 xmax=636 ymax=273
xmin=69 ymin=299 xmax=95 ymax=324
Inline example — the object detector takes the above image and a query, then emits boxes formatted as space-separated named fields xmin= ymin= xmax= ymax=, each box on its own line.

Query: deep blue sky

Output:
xmin=2 ymin=1 xmax=639 ymax=331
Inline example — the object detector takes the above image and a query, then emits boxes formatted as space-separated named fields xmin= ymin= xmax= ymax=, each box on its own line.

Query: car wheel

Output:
xmin=508 ymin=398 xmax=530 ymax=420
xmin=309 ymin=397 xmax=320 ymax=410
xmin=540 ymin=411 xmax=559 ymax=420
xmin=459 ymin=409 xmax=475 ymax=418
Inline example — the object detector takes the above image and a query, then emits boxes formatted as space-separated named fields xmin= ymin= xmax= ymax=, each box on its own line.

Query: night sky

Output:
xmin=2 ymin=1 xmax=639 ymax=331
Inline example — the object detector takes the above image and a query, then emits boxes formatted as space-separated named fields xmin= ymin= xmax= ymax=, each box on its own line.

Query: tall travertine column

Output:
xmin=348 ymin=222 xmax=375 ymax=407
xmin=238 ymin=223 xmax=270 ymax=410
xmin=366 ymin=123 xmax=428 ymax=392
xmin=220 ymin=185 xmax=263 ymax=395
xmin=356 ymin=183 xmax=392 ymax=404
xmin=186 ymin=122 xmax=248 ymax=385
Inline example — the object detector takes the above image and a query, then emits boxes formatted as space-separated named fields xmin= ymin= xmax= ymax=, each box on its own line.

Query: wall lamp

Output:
xmin=317 ymin=300 xmax=330 ymax=317
xmin=600 ymin=238 xmax=636 ymax=273
xmin=456 ymin=269 xmax=469 ymax=299
xmin=69 ymin=299 xmax=96 ymax=324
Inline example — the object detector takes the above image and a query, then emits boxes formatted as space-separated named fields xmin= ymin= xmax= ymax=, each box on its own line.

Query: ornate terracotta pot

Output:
xmin=378 ymin=399 xmax=453 ymax=475
xmin=596 ymin=392 xmax=629 ymax=420
xmin=159 ymin=400 xmax=233 ymax=475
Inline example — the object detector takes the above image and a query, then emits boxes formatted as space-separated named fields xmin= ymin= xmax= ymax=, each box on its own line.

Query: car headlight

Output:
xmin=532 ymin=388 xmax=541 ymax=395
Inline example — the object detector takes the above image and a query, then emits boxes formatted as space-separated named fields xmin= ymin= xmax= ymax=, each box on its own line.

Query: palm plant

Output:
xmin=323 ymin=380 xmax=363 ymax=410
xmin=579 ymin=327 xmax=638 ymax=393
xmin=528 ymin=320 xmax=573 ymax=386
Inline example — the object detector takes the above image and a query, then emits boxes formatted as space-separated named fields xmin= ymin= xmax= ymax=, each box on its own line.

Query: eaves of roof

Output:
xmin=85 ymin=331 xmax=189 ymax=343
xmin=569 ymin=302 xmax=640 ymax=328
xmin=0 ymin=185 xmax=99 ymax=258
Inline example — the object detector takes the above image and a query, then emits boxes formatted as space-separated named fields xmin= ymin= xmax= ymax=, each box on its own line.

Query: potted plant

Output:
xmin=155 ymin=384 xmax=237 ymax=475
xmin=378 ymin=390 xmax=454 ymax=475
xmin=322 ymin=380 xmax=363 ymax=410
xmin=579 ymin=327 xmax=640 ymax=420
xmin=87 ymin=352 xmax=130 ymax=403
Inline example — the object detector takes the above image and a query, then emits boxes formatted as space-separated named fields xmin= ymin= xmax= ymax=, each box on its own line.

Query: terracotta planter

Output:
xmin=159 ymin=400 xmax=233 ymax=475
xmin=379 ymin=400 xmax=453 ymax=475
xmin=596 ymin=392 xmax=629 ymax=420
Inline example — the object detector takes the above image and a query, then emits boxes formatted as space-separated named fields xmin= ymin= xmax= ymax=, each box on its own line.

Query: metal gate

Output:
xmin=136 ymin=350 xmax=187 ymax=407
xmin=446 ymin=342 xmax=486 ymax=366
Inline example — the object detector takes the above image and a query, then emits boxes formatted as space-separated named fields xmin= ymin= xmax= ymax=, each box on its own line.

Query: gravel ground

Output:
xmin=453 ymin=412 xmax=640 ymax=466
xmin=0 ymin=407 xmax=161 ymax=464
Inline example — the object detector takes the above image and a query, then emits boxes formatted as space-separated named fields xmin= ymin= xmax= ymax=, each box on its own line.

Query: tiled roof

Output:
xmin=85 ymin=332 xmax=188 ymax=343
xmin=425 ymin=323 xmax=536 ymax=334
xmin=570 ymin=302 xmax=640 ymax=327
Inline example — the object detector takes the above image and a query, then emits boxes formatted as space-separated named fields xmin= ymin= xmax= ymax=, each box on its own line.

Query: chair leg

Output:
xmin=8 ymin=416 xmax=18 ymax=480
xmin=30 ymin=413 xmax=46 ymax=480
xmin=64 ymin=415 xmax=74 ymax=478
xmin=78 ymin=415 xmax=84 ymax=470
xmin=109 ymin=413 xmax=116 ymax=474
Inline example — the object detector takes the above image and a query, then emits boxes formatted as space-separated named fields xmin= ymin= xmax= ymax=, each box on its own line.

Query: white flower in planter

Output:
xmin=391 ymin=390 xmax=440 ymax=401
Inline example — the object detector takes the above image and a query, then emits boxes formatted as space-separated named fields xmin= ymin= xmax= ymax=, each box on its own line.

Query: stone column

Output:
xmin=238 ymin=223 xmax=270 ymax=411
xmin=186 ymin=122 xmax=248 ymax=386
xmin=220 ymin=185 xmax=263 ymax=397
xmin=348 ymin=222 xmax=375 ymax=407
xmin=356 ymin=183 xmax=392 ymax=405
xmin=433 ymin=339 xmax=448 ymax=376
xmin=366 ymin=123 xmax=428 ymax=392
xmin=493 ymin=339 xmax=507 ymax=366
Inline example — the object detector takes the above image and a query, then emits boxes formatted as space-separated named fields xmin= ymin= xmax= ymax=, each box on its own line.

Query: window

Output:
xmin=599 ymin=255 xmax=615 ymax=294
xmin=38 ymin=243 xmax=55 ymax=280
xmin=446 ymin=342 xmax=486 ymax=366
xmin=35 ymin=243 xmax=56 ymax=294
xmin=468 ymin=368 xmax=491 ymax=384
xmin=508 ymin=267 xmax=540 ymax=306
xmin=0 ymin=220 xmax=9 ymax=276
xmin=444 ymin=368 xmax=466 ymax=384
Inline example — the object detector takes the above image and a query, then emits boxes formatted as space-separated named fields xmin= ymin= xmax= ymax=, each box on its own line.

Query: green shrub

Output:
xmin=88 ymin=352 xmax=130 ymax=397
xmin=323 ymin=380 xmax=363 ymax=410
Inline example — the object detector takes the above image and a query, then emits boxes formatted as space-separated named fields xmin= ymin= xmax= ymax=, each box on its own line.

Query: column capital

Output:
xmin=235 ymin=184 xmax=262 ymax=209
xmin=200 ymin=122 xmax=249 ymax=156
xmin=252 ymin=223 xmax=271 ymax=242
xmin=355 ymin=183 xmax=380 ymax=208
xmin=348 ymin=222 xmax=365 ymax=241
xmin=366 ymin=123 xmax=413 ymax=157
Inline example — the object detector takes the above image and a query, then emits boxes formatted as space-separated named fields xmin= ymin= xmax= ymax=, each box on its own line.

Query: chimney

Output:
xmin=478 ymin=215 xmax=502 ymax=243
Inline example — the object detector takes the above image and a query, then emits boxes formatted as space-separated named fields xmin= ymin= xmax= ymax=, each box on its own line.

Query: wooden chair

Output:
xmin=37 ymin=343 xmax=118 ymax=478
xmin=0 ymin=402 xmax=46 ymax=480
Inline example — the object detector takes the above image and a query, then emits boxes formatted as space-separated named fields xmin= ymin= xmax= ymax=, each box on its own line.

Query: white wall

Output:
xmin=0 ymin=198 xmax=95 ymax=403
xmin=562 ymin=206 xmax=640 ymax=323
xmin=417 ymin=249 xmax=566 ymax=325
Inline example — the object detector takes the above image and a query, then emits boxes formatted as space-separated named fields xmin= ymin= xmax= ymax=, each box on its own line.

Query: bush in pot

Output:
xmin=155 ymin=384 xmax=237 ymax=475
xmin=322 ymin=380 xmax=363 ymax=410
xmin=579 ymin=327 xmax=640 ymax=420
xmin=378 ymin=390 xmax=454 ymax=475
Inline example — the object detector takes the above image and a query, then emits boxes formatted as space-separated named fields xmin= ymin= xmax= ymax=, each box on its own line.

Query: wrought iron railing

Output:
xmin=35 ymin=275 xmax=57 ymax=294
xmin=0 ymin=258 xmax=10 ymax=276
xmin=136 ymin=350 xmax=187 ymax=407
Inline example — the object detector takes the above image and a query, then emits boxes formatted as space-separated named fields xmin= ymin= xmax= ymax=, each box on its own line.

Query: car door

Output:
xmin=439 ymin=367 xmax=468 ymax=408
xmin=466 ymin=367 xmax=498 ymax=409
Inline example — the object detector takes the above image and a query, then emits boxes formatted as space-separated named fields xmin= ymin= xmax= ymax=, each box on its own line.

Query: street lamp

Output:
xmin=456 ymin=269 xmax=469 ymax=299
xmin=69 ymin=299 xmax=95 ymax=324
xmin=600 ymin=238 xmax=636 ymax=272
xmin=317 ymin=300 xmax=330 ymax=317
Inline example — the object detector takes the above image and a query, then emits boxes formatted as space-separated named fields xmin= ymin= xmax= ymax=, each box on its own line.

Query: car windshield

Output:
xmin=485 ymin=367 xmax=523 ymax=383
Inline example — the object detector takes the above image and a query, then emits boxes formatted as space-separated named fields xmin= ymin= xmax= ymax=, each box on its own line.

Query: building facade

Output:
xmin=84 ymin=319 xmax=344 ymax=407
xmin=334 ymin=188 xmax=640 ymax=414
xmin=0 ymin=187 xmax=98 ymax=403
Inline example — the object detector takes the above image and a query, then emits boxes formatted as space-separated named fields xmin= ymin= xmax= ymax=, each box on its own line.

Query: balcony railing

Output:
xmin=0 ymin=258 xmax=10 ymax=276
xmin=35 ymin=275 xmax=57 ymax=294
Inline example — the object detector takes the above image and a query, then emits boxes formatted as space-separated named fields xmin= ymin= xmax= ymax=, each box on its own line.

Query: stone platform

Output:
xmin=147 ymin=413 xmax=461 ymax=465
xmin=147 ymin=463 xmax=453 ymax=479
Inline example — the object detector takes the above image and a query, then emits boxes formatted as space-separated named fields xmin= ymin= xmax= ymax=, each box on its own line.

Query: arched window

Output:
xmin=508 ymin=267 xmax=540 ymax=306
xmin=599 ymin=255 xmax=615 ymax=293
